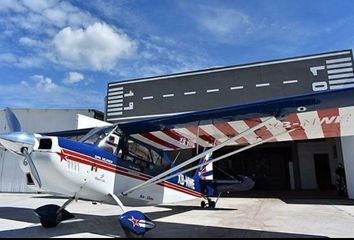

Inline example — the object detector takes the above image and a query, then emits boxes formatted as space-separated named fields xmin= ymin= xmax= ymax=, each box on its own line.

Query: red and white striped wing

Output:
xmin=131 ymin=106 xmax=354 ymax=151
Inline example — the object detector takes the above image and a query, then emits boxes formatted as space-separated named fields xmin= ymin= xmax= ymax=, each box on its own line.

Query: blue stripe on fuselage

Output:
xmin=57 ymin=137 xmax=204 ymax=194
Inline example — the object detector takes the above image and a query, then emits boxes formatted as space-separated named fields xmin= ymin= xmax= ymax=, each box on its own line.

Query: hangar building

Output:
xmin=0 ymin=108 xmax=105 ymax=192
xmin=105 ymin=49 xmax=354 ymax=199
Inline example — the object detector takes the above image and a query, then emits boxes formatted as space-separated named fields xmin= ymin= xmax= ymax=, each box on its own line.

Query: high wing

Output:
xmin=118 ymin=87 xmax=354 ymax=151
xmin=42 ymin=128 xmax=94 ymax=138
xmin=118 ymin=87 xmax=354 ymax=195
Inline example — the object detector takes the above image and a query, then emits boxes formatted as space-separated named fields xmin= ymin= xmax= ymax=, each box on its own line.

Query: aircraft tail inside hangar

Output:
xmin=106 ymin=49 xmax=354 ymax=199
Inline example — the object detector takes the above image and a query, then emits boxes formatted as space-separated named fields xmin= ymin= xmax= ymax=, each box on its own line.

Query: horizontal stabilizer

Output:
xmin=206 ymin=175 xmax=255 ymax=193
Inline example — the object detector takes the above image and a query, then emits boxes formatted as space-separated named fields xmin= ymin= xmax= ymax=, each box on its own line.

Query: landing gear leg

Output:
xmin=34 ymin=197 xmax=75 ymax=228
xmin=109 ymin=193 xmax=126 ymax=212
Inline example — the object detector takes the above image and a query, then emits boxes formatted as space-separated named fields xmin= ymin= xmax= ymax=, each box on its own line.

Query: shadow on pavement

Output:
xmin=0 ymin=205 xmax=327 ymax=238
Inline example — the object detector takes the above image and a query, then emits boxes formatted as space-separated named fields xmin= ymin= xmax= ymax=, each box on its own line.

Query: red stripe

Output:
xmin=163 ymin=129 xmax=184 ymax=142
xmin=186 ymin=126 xmax=220 ymax=145
xmin=61 ymin=148 xmax=201 ymax=198
xmin=64 ymin=149 xmax=149 ymax=178
xmin=317 ymin=108 xmax=341 ymax=138
xmin=285 ymin=113 xmax=308 ymax=140
xmin=244 ymin=118 xmax=274 ymax=141
xmin=141 ymin=132 xmax=180 ymax=150
xmin=214 ymin=122 xmax=249 ymax=144
xmin=64 ymin=149 xmax=119 ymax=171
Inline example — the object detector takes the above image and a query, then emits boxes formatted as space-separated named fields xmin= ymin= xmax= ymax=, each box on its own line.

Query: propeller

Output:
xmin=5 ymin=107 xmax=22 ymax=132
xmin=0 ymin=108 xmax=41 ymax=187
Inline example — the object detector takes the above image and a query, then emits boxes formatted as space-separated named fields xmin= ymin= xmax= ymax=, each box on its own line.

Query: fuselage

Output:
xmin=20 ymin=136 xmax=203 ymax=207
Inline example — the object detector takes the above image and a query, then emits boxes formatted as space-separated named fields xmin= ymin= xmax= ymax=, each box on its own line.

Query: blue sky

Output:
xmin=1 ymin=0 xmax=354 ymax=112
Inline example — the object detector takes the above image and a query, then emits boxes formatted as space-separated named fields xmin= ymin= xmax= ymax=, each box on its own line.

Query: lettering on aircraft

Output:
xmin=274 ymin=114 xmax=353 ymax=129
xmin=177 ymin=174 xmax=195 ymax=190
xmin=139 ymin=194 xmax=154 ymax=201
xmin=94 ymin=174 xmax=106 ymax=183
xmin=94 ymin=155 xmax=113 ymax=164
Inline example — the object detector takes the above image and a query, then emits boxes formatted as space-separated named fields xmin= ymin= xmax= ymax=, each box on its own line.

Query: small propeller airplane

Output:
xmin=1 ymin=85 xmax=354 ymax=237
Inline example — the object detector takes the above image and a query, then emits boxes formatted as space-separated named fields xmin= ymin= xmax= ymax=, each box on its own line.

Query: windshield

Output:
xmin=79 ymin=125 xmax=123 ymax=154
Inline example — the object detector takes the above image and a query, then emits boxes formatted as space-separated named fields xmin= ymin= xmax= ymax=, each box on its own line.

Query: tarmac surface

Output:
xmin=0 ymin=192 xmax=354 ymax=238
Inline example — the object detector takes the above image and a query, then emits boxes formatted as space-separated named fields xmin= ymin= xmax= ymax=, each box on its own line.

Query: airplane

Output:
xmin=1 ymin=86 xmax=354 ymax=237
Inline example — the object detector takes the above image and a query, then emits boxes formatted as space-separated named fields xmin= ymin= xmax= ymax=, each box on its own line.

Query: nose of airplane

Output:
xmin=0 ymin=132 xmax=35 ymax=155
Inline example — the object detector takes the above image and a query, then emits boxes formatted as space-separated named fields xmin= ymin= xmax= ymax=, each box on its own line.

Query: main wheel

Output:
xmin=209 ymin=201 xmax=216 ymax=209
xmin=201 ymin=201 xmax=206 ymax=208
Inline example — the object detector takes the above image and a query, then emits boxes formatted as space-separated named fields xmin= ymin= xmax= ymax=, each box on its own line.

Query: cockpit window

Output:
xmin=117 ymin=136 xmax=169 ymax=172
xmin=80 ymin=125 xmax=170 ymax=172
xmin=80 ymin=125 xmax=122 ymax=153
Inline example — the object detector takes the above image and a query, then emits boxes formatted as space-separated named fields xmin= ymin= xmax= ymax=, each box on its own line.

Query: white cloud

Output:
xmin=2 ymin=0 xmax=96 ymax=33
xmin=52 ymin=22 xmax=137 ymax=71
xmin=19 ymin=37 xmax=44 ymax=48
xmin=63 ymin=72 xmax=85 ymax=84
xmin=0 ymin=0 xmax=208 ymax=77
xmin=198 ymin=7 xmax=251 ymax=36
xmin=191 ymin=5 xmax=310 ymax=46
xmin=0 ymin=0 xmax=138 ymax=71
xmin=0 ymin=0 xmax=26 ymax=12
xmin=116 ymin=36 xmax=209 ymax=78
xmin=194 ymin=6 xmax=253 ymax=43
xmin=0 ymin=53 xmax=43 ymax=68
xmin=22 ymin=0 xmax=58 ymax=12
xmin=0 ymin=53 xmax=17 ymax=64
xmin=30 ymin=75 xmax=58 ymax=92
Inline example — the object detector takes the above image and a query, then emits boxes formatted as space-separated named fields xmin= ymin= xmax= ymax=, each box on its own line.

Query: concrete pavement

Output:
xmin=0 ymin=193 xmax=354 ymax=238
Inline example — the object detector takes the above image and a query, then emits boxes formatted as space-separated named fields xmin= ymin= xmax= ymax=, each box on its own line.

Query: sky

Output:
xmin=0 ymin=0 xmax=354 ymax=112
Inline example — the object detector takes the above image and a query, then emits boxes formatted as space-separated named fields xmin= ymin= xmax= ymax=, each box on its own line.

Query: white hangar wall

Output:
xmin=297 ymin=139 xmax=342 ymax=190
xmin=0 ymin=109 xmax=104 ymax=193
xmin=340 ymin=136 xmax=354 ymax=199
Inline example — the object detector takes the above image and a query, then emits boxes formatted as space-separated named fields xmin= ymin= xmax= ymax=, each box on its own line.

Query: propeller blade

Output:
xmin=5 ymin=108 xmax=22 ymax=132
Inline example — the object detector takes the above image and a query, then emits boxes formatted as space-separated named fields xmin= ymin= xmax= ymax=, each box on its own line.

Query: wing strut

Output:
xmin=141 ymin=128 xmax=296 ymax=188
xmin=122 ymin=117 xmax=274 ymax=196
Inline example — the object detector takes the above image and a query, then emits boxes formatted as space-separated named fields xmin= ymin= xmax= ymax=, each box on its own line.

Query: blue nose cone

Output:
xmin=0 ymin=132 xmax=35 ymax=155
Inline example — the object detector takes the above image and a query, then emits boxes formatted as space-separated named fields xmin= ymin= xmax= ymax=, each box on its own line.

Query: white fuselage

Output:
xmin=20 ymin=136 xmax=201 ymax=207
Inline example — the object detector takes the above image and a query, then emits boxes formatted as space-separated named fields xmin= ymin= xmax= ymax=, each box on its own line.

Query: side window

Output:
xmin=127 ymin=141 xmax=151 ymax=162
xmin=118 ymin=137 xmax=169 ymax=171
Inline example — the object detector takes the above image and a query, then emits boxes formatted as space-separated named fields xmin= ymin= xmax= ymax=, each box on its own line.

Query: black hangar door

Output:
xmin=314 ymin=153 xmax=333 ymax=190
xmin=214 ymin=144 xmax=292 ymax=190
